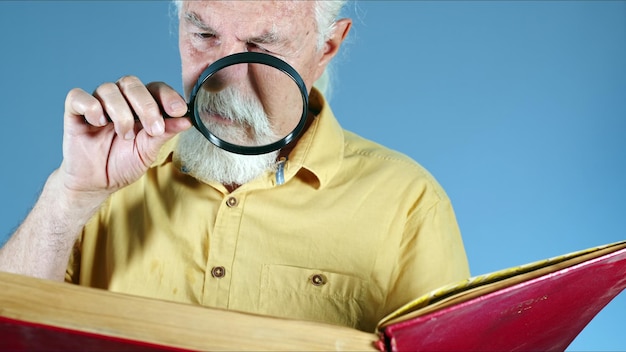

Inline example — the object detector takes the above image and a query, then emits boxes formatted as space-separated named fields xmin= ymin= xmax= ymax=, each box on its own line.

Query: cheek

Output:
xmin=180 ymin=42 xmax=207 ymax=99
xmin=294 ymin=50 xmax=325 ymax=93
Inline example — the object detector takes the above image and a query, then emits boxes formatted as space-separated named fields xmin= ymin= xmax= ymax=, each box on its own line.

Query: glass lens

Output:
xmin=191 ymin=62 xmax=304 ymax=153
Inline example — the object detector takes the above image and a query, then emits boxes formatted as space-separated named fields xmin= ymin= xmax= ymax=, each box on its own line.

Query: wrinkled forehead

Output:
xmin=180 ymin=1 xmax=316 ymax=35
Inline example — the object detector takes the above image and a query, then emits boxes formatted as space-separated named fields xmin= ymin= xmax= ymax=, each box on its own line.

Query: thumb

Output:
xmin=139 ymin=117 xmax=192 ymax=165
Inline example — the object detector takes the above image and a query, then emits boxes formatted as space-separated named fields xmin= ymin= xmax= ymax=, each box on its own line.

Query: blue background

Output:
xmin=0 ymin=1 xmax=624 ymax=350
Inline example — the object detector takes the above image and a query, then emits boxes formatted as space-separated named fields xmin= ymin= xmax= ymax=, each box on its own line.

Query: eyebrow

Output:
xmin=184 ymin=11 xmax=213 ymax=32
xmin=250 ymin=30 xmax=281 ymax=45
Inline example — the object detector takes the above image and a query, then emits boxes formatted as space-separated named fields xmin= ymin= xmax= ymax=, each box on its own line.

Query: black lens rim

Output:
xmin=188 ymin=52 xmax=309 ymax=155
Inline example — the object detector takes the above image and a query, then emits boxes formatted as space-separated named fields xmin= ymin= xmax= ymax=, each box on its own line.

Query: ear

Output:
xmin=314 ymin=18 xmax=352 ymax=79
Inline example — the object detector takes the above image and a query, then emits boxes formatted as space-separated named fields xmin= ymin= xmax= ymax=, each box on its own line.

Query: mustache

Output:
xmin=194 ymin=87 xmax=277 ymax=143
xmin=195 ymin=87 xmax=266 ymax=126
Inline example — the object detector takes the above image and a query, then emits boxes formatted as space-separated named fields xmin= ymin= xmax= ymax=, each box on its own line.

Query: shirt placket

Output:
xmin=201 ymin=192 xmax=247 ymax=308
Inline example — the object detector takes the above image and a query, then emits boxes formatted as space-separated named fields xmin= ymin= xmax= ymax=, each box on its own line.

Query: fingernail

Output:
xmin=151 ymin=120 xmax=165 ymax=136
xmin=99 ymin=115 xmax=108 ymax=126
xmin=171 ymin=101 xmax=186 ymax=113
xmin=124 ymin=130 xmax=135 ymax=140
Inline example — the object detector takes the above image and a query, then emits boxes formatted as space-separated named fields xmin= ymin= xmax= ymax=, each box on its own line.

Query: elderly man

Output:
xmin=0 ymin=1 xmax=469 ymax=332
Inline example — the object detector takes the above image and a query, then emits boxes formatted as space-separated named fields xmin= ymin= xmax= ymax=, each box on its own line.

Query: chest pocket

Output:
xmin=259 ymin=264 xmax=365 ymax=328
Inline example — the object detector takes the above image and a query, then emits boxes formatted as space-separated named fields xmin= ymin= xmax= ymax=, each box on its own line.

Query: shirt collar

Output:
xmin=285 ymin=88 xmax=344 ymax=189
xmin=152 ymin=87 xmax=345 ymax=189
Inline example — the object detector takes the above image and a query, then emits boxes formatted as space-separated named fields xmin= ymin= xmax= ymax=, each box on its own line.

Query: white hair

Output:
xmin=172 ymin=0 xmax=347 ymax=96
xmin=312 ymin=1 xmax=347 ymax=50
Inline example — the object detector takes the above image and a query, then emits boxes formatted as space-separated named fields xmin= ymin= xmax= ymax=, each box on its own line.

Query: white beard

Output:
xmin=175 ymin=86 xmax=280 ymax=186
xmin=175 ymin=128 xmax=279 ymax=186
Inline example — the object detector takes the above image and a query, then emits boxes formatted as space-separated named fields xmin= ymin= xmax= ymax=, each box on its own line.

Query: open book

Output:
xmin=1 ymin=240 xmax=625 ymax=351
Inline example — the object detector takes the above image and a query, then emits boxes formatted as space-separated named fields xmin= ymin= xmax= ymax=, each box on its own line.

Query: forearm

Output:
xmin=0 ymin=169 xmax=107 ymax=281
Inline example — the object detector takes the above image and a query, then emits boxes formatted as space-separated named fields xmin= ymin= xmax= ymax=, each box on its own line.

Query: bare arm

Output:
xmin=0 ymin=170 xmax=107 ymax=280
xmin=0 ymin=77 xmax=191 ymax=281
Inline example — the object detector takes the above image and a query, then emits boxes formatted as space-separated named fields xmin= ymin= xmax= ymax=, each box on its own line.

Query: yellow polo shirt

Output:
xmin=67 ymin=89 xmax=469 ymax=332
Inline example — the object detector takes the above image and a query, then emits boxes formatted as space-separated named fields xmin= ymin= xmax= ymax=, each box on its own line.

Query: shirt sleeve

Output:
xmin=64 ymin=237 xmax=82 ymax=284
xmin=380 ymin=196 xmax=471 ymax=318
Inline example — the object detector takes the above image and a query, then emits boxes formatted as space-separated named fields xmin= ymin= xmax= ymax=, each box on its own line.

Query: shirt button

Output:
xmin=211 ymin=266 xmax=226 ymax=278
xmin=310 ymin=274 xmax=327 ymax=286
xmin=226 ymin=197 xmax=238 ymax=207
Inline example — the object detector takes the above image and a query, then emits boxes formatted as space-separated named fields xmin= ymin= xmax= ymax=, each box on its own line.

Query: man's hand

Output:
xmin=0 ymin=76 xmax=192 ymax=280
xmin=61 ymin=76 xmax=191 ymax=197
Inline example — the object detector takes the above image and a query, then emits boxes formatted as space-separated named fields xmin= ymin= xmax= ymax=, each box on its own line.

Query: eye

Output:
xmin=195 ymin=32 xmax=215 ymax=39
xmin=191 ymin=32 xmax=219 ymax=50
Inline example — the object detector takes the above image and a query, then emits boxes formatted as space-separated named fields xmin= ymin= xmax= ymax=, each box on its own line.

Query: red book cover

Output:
xmin=0 ymin=316 xmax=183 ymax=352
xmin=376 ymin=241 xmax=626 ymax=352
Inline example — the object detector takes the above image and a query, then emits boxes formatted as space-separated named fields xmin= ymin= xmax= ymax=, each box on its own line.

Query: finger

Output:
xmin=65 ymin=88 xmax=108 ymax=127
xmin=146 ymin=81 xmax=189 ymax=119
xmin=134 ymin=117 xmax=193 ymax=167
xmin=94 ymin=81 xmax=137 ymax=140
xmin=116 ymin=76 xmax=165 ymax=137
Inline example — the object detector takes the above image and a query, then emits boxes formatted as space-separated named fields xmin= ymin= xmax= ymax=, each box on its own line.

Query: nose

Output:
xmin=202 ymin=61 xmax=249 ymax=93
xmin=201 ymin=39 xmax=253 ymax=92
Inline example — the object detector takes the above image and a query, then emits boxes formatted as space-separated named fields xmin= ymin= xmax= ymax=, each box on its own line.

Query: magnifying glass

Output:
xmin=185 ymin=52 xmax=309 ymax=155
